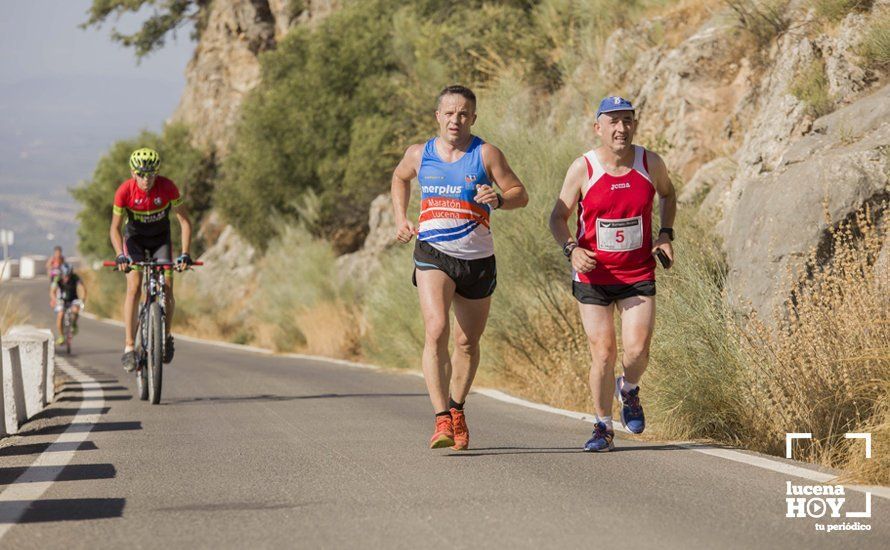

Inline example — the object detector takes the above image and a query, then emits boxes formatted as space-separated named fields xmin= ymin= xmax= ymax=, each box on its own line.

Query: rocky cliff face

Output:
xmin=173 ymin=0 xmax=277 ymax=155
xmin=173 ymin=0 xmax=339 ymax=155
xmin=180 ymin=0 xmax=886 ymax=319
xmin=724 ymin=85 xmax=888 ymax=314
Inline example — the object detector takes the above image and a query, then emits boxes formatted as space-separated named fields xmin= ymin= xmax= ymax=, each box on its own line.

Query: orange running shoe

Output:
xmin=451 ymin=408 xmax=469 ymax=451
xmin=429 ymin=413 xmax=455 ymax=449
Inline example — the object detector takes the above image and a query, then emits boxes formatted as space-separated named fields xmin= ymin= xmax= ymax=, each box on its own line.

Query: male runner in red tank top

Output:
xmin=549 ymin=96 xmax=676 ymax=451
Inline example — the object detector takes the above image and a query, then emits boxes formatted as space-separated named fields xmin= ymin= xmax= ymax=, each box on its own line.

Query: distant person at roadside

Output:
xmin=391 ymin=85 xmax=529 ymax=450
xmin=46 ymin=246 xmax=65 ymax=280
xmin=50 ymin=263 xmax=87 ymax=345
xmin=548 ymin=96 xmax=676 ymax=452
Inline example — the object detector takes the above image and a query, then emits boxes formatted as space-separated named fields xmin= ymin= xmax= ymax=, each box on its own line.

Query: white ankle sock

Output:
xmin=597 ymin=416 xmax=613 ymax=430
xmin=124 ymin=345 xmax=134 ymax=353
xmin=622 ymin=379 xmax=638 ymax=393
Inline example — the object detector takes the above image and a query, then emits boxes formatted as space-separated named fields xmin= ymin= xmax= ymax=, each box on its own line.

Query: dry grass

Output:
xmin=841 ymin=386 xmax=889 ymax=485
xmin=790 ymin=58 xmax=836 ymax=118
xmin=655 ymin=0 xmax=726 ymax=47
xmin=734 ymin=206 xmax=889 ymax=475
xmin=724 ymin=0 xmax=791 ymax=50
xmin=857 ymin=8 xmax=890 ymax=71
xmin=294 ymin=301 xmax=363 ymax=359
xmin=78 ymin=268 xmax=125 ymax=321
xmin=0 ymin=293 xmax=29 ymax=334
xmin=812 ymin=0 xmax=873 ymax=22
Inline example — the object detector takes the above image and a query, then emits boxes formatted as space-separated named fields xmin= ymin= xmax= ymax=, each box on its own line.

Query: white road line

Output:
xmin=0 ymin=360 xmax=105 ymax=536
xmin=79 ymin=309 xmax=889 ymax=495
xmin=473 ymin=389 xmax=889 ymax=499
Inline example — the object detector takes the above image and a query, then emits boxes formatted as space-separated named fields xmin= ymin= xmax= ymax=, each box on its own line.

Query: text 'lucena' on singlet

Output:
xmin=417 ymin=136 xmax=494 ymax=260
xmin=575 ymin=145 xmax=656 ymax=286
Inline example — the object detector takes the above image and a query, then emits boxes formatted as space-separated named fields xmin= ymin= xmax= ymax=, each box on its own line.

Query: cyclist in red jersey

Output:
xmin=109 ymin=148 xmax=193 ymax=372
xmin=549 ymin=97 xmax=676 ymax=452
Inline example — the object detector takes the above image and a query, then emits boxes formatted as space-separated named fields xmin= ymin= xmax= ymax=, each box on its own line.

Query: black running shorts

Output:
xmin=572 ymin=280 xmax=656 ymax=306
xmin=124 ymin=231 xmax=172 ymax=264
xmin=412 ymin=240 xmax=497 ymax=300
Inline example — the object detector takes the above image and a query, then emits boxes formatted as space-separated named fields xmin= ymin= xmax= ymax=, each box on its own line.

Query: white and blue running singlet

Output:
xmin=417 ymin=136 xmax=494 ymax=260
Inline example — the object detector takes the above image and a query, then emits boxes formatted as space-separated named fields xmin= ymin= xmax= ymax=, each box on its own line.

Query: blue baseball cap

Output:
xmin=596 ymin=96 xmax=635 ymax=118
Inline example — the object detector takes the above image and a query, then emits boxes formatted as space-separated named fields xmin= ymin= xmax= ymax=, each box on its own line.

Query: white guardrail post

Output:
xmin=5 ymin=326 xmax=51 ymax=420
xmin=1 ymin=342 xmax=28 ymax=434
xmin=35 ymin=328 xmax=55 ymax=401
xmin=0 ymin=259 xmax=19 ymax=281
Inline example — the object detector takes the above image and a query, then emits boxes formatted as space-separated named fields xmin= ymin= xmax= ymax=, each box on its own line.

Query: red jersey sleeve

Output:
xmin=113 ymin=181 xmax=130 ymax=216
xmin=161 ymin=177 xmax=184 ymax=208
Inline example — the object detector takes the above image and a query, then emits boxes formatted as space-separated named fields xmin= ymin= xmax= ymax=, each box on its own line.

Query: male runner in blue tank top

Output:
xmin=391 ymin=85 xmax=529 ymax=450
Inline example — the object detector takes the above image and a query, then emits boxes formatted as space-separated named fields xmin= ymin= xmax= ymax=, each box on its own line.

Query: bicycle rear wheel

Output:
xmin=147 ymin=302 xmax=164 ymax=404
xmin=64 ymin=311 xmax=72 ymax=355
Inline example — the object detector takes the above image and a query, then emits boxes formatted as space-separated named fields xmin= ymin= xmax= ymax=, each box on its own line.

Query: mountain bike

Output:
xmin=61 ymin=302 xmax=79 ymax=355
xmin=104 ymin=258 xmax=202 ymax=404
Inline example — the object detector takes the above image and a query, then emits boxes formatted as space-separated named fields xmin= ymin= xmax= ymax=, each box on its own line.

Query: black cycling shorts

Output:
xmin=124 ymin=232 xmax=172 ymax=264
xmin=412 ymin=240 xmax=496 ymax=300
xmin=572 ymin=280 xmax=656 ymax=306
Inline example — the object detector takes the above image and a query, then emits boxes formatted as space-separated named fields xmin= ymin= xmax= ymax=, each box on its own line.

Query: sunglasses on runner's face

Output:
xmin=135 ymin=170 xmax=157 ymax=178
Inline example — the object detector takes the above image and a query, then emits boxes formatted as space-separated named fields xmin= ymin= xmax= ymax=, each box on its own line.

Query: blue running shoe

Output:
xmin=583 ymin=421 xmax=615 ymax=452
xmin=615 ymin=376 xmax=645 ymax=434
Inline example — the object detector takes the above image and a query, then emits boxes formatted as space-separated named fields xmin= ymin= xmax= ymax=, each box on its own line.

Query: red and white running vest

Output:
xmin=575 ymin=145 xmax=656 ymax=285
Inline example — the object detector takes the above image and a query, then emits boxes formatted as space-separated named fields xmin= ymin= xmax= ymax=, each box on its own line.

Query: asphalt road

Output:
xmin=1 ymin=279 xmax=887 ymax=549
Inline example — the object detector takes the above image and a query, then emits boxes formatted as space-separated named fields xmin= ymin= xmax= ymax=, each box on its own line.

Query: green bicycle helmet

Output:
xmin=129 ymin=147 xmax=161 ymax=174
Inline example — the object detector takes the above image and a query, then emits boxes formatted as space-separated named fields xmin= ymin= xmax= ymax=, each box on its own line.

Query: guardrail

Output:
xmin=1 ymin=326 xmax=56 ymax=436
xmin=0 ymin=256 xmax=82 ymax=281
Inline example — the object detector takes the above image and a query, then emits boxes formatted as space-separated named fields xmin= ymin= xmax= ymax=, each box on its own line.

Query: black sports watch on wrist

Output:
xmin=562 ymin=240 xmax=578 ymax=258
xmin=494 ymin=193 xmax=504 ymax=210
xmin=659 ymin=227 xmax=675 ymax=241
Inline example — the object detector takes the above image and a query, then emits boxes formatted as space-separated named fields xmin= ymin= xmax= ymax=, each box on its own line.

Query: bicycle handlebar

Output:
xmin=102 ymin=260 xmax=204 ymax=268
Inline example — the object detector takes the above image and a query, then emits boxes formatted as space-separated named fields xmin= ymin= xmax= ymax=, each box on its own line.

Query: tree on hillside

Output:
xmin=82 ymin=0 xmax=210 ymax=58
xmin=217 ymin=0 xmax=553 ymax=253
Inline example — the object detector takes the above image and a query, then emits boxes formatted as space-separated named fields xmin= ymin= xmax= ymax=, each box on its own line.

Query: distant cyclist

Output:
xmin=109 ymin=147 xmax=193 ymax=372
xmin=49 ymin=263 xmax=87 ymax=345
xmin=549 ymin=96 xmax=676 ymax=452
xmin=46 ymin=246 xmax=65 ymax=281
xmin=391 ymin=85 xmax=528 ymax=450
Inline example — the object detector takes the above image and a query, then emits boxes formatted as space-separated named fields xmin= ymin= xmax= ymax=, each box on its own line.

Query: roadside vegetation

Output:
xmin=78 ymin=0 xmax=888 ymax=483
xmin=813 ymin=0 xmax=873 ymax=21
xmin=0 ymin=294 xmax=29 ymax=334
xmin=790 ymin=58 xmax=836 ymax=117
xmin=858 ymin=6 xmax=890 ymax=70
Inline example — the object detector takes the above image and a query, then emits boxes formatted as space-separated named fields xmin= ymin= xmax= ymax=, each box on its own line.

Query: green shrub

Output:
xmin=255 ymin=224 xmax=359 ymax=353
xmin=217 ymin=0 xmax=552 ymax=253
xmin=790 ymin=58 xmax=835 ymax=118
xmin=858 ymin=9 xmax=890 ymax=69
xmin=812 ymin=0 xmax=873 ymax=22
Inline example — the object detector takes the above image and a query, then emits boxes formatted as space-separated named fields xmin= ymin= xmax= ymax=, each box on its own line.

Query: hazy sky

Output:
xmin=0 ymin=0 xmax=194 ymax=85
xmin=0 ymin=0 xmax=196 ymax=255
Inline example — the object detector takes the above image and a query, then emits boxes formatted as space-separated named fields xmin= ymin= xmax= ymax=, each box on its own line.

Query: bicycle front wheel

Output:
xmin=147 ymin=302 xmax=164 ymax=404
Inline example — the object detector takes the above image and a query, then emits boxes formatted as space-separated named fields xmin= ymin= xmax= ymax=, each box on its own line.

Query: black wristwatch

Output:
xmin=659 ymin=227 xmax=675 ymax=241
xmin=562 ymin=240 xmax=578 ymax=258
xmin=494 ymin=193 xmax=504 ymax=210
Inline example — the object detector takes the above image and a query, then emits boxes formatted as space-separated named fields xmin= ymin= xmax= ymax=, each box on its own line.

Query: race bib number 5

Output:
xmin=596 ymin=216 xmax=643 ymax=252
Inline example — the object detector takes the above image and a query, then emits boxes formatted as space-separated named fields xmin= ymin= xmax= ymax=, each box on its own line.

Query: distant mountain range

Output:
xmin=0 ymin=74 xmax=182 ymax=255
